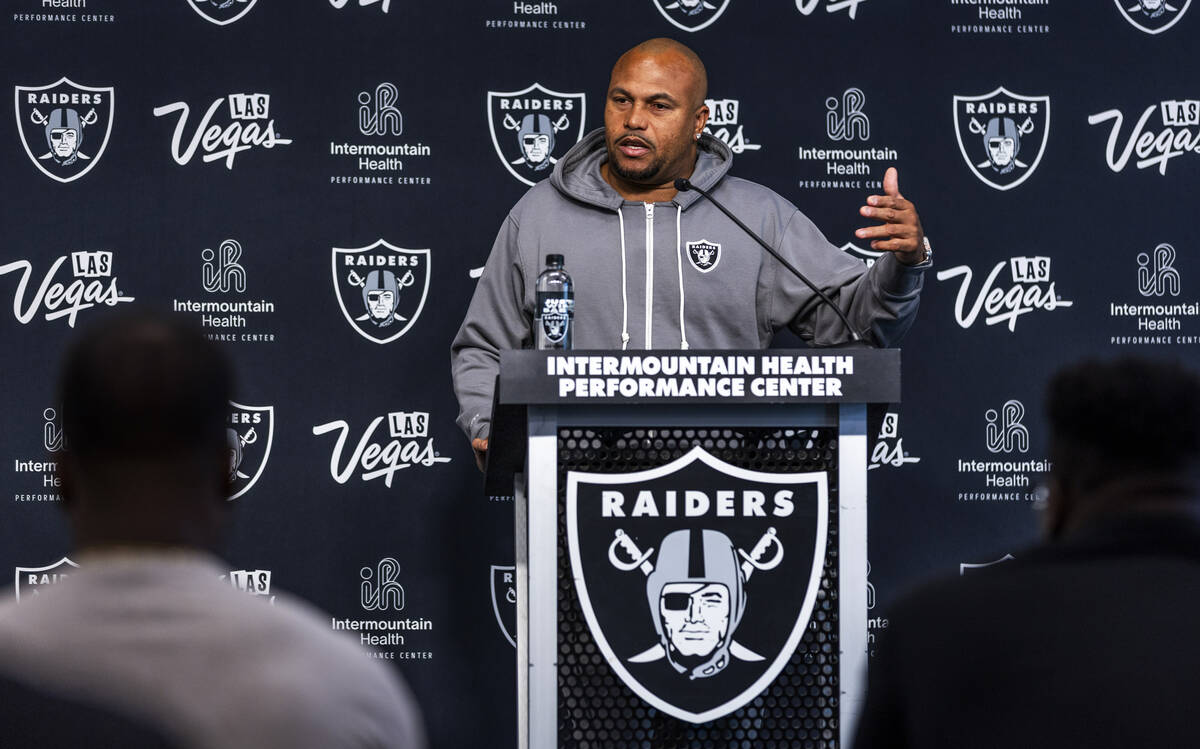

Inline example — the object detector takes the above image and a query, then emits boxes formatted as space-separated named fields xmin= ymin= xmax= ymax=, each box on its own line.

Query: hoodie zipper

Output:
xmin=644 ymin=202 xmax=654 ymax=349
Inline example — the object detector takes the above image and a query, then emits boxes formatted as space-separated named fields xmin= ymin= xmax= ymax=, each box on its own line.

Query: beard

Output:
xmin=606 ymin=140 xmax=668 ymax=183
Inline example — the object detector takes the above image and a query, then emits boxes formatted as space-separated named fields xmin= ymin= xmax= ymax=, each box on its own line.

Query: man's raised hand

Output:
xmin=855 ymin=167 xmax=926 ymax=265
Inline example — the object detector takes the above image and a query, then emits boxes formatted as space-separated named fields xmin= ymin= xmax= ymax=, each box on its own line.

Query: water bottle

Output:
xmin=535 ymin=254 xmax=573 ymax=350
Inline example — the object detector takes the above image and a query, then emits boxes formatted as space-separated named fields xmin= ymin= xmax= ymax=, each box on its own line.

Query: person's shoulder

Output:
xmin=510 ymin=178 xmax=572 ymax=220
xmin=713 ymin=175 xmax=799 ymax=214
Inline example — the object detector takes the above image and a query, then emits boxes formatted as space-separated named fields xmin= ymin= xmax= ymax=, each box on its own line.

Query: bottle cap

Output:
xmin=546 ymin=254 xmax=564 ymax=267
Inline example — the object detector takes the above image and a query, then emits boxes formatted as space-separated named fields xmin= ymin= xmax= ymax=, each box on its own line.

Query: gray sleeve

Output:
xmin=450 ymin=215 xmax=532 ymax=442
xmin=768 ymin=208 xmax=926 ymax=347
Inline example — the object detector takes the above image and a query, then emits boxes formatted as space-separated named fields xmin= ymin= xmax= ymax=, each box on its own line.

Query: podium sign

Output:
xmin=499 ymin=350 xmax=898 ymax=748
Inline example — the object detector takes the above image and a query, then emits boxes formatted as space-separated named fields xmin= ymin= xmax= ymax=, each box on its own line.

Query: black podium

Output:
xmin=491 ymin=350 xmax=899 ymax=749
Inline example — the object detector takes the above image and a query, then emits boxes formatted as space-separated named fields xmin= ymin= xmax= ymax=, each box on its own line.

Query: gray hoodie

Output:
xmin=451 ymin=128 xmax=926 ymax=441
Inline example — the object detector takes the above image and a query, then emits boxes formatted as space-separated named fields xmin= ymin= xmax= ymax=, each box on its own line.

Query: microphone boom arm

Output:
xmin=674 ymin=178 xmax=862 ymax=343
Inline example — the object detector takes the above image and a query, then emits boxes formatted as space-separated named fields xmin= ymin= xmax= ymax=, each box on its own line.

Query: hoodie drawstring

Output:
xmin=674 ymin=205 xmax=689 ymax=350
xmin=617 ymin=208 xmax=630 ymax=350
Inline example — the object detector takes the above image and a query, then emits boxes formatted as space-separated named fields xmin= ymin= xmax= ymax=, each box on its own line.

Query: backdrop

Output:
xmin=2 ymin=1 xmax=1197 ymax=746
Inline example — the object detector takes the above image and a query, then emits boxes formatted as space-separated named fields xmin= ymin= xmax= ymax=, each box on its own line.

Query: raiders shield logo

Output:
xmin=15 ymin=557 xmax=79 ymax=602
xmin=1114 ymin=0 xmax=1191 ymax=33
xmin=686 ymin=239 xmax=721 ymax=273
xmin=331 ymin=240 xmax=431 ymax=344
xmin=840 ymin=241 xmax=884 ymax=268
xmin=651 ymin=0 xmax=733 ymax=31
xmin=567 ymin=446 xmax=828 ymax=723
xmin=491 ymin=564 xmax=517 ymax=647
xmin=227 ymin=401 xmax=274 ymax=500
xmin=14 ymin=77 xmax=114 ymax=184
xmin=953 ymin=87 xmax=1050 ymax=192
xmin=487 ymin=83 xmax=586 ymax=187
xmin=187 ymin=0 xmax=259 ymax=26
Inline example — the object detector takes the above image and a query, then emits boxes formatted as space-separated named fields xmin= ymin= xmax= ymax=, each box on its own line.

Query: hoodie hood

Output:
xmin=550 ymin=127 xmax=734 ymax=210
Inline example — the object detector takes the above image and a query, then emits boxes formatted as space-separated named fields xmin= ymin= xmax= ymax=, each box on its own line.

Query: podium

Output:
xmin=490 ymin=349 xmax=899 ymax=749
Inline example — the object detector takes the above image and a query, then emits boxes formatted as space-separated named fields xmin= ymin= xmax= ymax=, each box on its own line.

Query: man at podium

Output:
xmin=452 ymin=37 xmax=931 ymax=461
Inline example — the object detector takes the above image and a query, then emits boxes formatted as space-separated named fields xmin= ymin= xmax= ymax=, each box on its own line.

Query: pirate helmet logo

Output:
xmin=1113 ymin=0 xmax=1191 ymax=33
xmin=14 ymin=77 xmax=114 ymax=183
xmin=487 ymin=83 xmax=586 ymax=187
xmin=651 ymin=0 xmax=733 ymax=32
xmin=953 ymin=87 xmax=1050 ymax=191
xmin=686 ymin=240 xmax=722 ymax=273
xmin=567 ymin=446 xmax=828 ymax=723
xmin=331 ymin=240 xmax=431 ymax=344
xmin=187 ymin=0 xmax=259 ymax=26
xmin=227 ymin=402 xmax=274 ymax=500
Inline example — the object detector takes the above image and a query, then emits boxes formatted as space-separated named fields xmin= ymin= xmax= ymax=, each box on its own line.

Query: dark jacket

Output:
xmin=854 ymin=508 xmax=1200 ymax=749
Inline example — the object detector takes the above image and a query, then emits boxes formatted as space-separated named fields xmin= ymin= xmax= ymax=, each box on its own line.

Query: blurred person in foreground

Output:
xmin=0 ymin=309 xmax=425 ymax=749
xmin=853 ymin=356 xmax=1200 ymax=749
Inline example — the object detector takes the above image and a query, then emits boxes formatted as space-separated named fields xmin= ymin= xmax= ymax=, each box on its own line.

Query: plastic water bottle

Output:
xmin=535 ymin=254 xmax=573 ymax=350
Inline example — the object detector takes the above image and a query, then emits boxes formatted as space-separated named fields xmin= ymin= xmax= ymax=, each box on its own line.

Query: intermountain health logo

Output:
xmin=1088 ymin=98 xmax=1200 ymax=175
xmin=798 ymin=87 xmax=898 ymax=190
xmin=487 ymin=83 xmax=585 ymax=186
xmin=188 ymin=0 xmax=258 ymax=25
xmin=953 ymin=87 xmax=1050 ymax=191
xmin=1114 ymin=0 xmax=1191 ymax=33
xmin=652 ymin=0 xmax=731 ymax=31
xmin=12 ymin=407 xmax=65 ymax=504
xmin=568 ymin=446 xmax=827 ymax=723
xmin=174 ymin=239 xmax=278 ymax=343
xmin=484 ymin=1 xmax=588 ymax=30
xmin=330 ymin=559 xmax=434 ymax=662
xmin=936 ymin=256 xmax=1073 ymax=332
xmin=948 ymin=0 xmax=1051 ymax=35
xmin=1108 ymin=244 xmax=1200 ymax=346
xmin=15 ymin=77 xmax=113 ymax=183
xmin=329 ymin=82 xmax=433 ymax=186
xmin=331 ymin=240 xmax=430 ymax=344
xmin=955 ymin=400 xmax=1049 ymax=502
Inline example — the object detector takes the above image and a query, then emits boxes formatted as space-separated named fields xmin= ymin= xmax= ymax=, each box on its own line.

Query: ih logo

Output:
xmin=15 ymin=558 xmax=78 ymax=602
xmin=14 ymin=77 xmax=113 ymax=183
xmin=188 ymin=0 xmax=258 ymax=25
xmin=332 ymin=240 xmax=430 ymax=344
xmin=227 ymin=401 xmax=273 ymax=500
xmin=686 ymin=240 xmax=721 ymax=273
xmin=651 ymin=0 xmax=732 ymax=32
xmin=567 ymin=446 xmax=827 ymax=723
xmin=43 ymin=407 xmax=65 ymax=453
xmin=491 ymin=564 xmax=517 ymax=647
xmin=826 ymin=88 xmax=869 ymax=141
xmin=1114 ymin=0 xmax=1191 ymax=33
xmin=487 ymin=83 xmax=586 ymax=186
xmin=985 ymin=400 xmax=1029 ymax=455
xmin=359 ymin=83 xmax=403 ymax=136
xmin=361 ymin=558 xmax=405 ymax=611
xmin=1138 ymin=243 xmax=1181 ymax=297
xmin=954 ymin=87 xmax=1050 ymax=191
xmin=202 ymin=239 xmax=246 ymax=294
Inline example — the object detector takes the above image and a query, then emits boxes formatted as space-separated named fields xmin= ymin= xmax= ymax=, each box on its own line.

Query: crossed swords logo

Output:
xmin=1129 ymin=0 xmax=1178 ymax=17
xmin=231 ymin=426 xmax=257 ymax=481
xmin=503 ymin=113 xmax=570 ymax=166
xmin=346 ymin=268 xmax=414 ymax=323
xmin=608 ymin=526 xmax=784 ymax=666
xmin=968 ymin=115 xmax=1035 ymax=170
xmin=195 ymin=0 xmax=250 ymax=8
xmin=29 ymin=107 xmax=97 ymax=162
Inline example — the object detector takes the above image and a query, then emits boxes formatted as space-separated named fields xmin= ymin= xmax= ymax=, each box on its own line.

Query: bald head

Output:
xmin=612 ymin=38 xmax=707 ymax=111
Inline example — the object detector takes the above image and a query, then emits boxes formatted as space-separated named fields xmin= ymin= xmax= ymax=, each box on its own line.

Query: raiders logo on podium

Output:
xmin=566 ymin=445 xmax=828 ymax=723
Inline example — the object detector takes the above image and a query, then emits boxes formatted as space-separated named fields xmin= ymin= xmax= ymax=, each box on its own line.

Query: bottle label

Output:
xmin=537 ymin=292 xmax=574 ymax=344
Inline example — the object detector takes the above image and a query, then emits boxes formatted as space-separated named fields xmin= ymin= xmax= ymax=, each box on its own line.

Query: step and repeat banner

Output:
xmin=1 ymin=2 xmax=1196 ymax=746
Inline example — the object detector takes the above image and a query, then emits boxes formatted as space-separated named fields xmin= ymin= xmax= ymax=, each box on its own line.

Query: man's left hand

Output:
xmin=855 ymin=167 xmax=926 ymax=266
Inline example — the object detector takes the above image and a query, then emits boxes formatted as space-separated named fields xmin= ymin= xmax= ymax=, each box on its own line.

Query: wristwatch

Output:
xmin=916 ymin=235 xmax=932 ymax=266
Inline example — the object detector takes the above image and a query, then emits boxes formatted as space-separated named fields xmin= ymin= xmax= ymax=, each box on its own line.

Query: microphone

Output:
xmin=674 ymin=178 xmax=861 ymax=343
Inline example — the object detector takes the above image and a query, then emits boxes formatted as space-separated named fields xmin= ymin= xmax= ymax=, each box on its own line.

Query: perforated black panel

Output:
xmin=557 ymin=427 xmax=840 ymax=748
